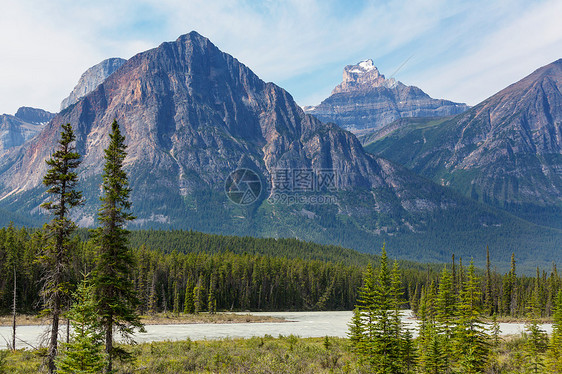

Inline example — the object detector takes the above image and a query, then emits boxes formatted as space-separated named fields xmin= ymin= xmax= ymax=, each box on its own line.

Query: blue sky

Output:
xmin=1 ymin=0 xmax=561 ymax=114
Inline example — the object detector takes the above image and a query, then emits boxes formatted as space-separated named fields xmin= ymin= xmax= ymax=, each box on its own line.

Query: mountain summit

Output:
xmin=60 ymin=57 xmax=127 ymax=111
xmin=332 ymin=59 xmax=398 ymax=93
xmin=0 ymin=107 xmax=54 ymax=152
xmin=0 ymin=32 xmax=402 ymax=221
xmin=364 ymin=58 xmax=562 ymax=228
xmin=0 ymin=32 xmax=559 ymax=268
xmin=305 ymin=60 xmax=468 ymax=132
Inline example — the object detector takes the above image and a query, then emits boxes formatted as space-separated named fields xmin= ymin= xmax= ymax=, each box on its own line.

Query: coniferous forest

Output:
xmin=1 ymin=122 xmax=562 ymax=374
xmin=1 ymin=226 xmax=562 ymax=319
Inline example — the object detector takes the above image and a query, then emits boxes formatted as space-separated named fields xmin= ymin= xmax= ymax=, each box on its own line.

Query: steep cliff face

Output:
xmin=0 ymin=32 xmax=558 ymax=266
xmin=0 ymin=33 xmax=417 ymax=217
xmin=364 ymin=59 xmax=562 ymax=226
xmin=60 ymin=57 xmax=127 ymax=111
xmin=0 ymin=107 xmax=53 ymax=151
xmin=305 ymin=59 xmax=468 ymax=132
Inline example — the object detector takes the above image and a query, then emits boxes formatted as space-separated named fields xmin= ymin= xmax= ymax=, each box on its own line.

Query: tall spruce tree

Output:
xmin=91 ymin=120 xmax=143 ymax=373
xmin=435 ymin=266 xmax=455 ymax=372
xmin=349 ymin=246 xmax=405 ymax=373
xmin=173 ymin=281 xmax=180 ymax=316
xmin=207 ymin=273 xmax=217 ymax=314
xmin=350 ymin=262 xmax=376 ymax=359
xmin=372 ymin=244 xmax=401 ymax=373
xmin=454 ymin=259 xmax=490 ymax=374
xmin=419 ymin=281 xmax=449 ymax=374
xmin=41 ymin=123 xmax=83 ymax=373
xmin=485 ymin=246 xmax=493 ymax=315
xmin=524 ymin=272 xmax=548 ymax=373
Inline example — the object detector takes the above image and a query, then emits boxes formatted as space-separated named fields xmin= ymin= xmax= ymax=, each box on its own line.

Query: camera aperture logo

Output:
xmin=224 ymin=168 xmax=262 ymax=205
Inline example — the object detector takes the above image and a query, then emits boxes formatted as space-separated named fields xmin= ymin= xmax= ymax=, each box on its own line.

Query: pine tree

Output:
xmin=91 ymin=120 xmax=143 ymax=373
xmin=524 ymin=273 xmax=548 ymax=373
xmin=491 ymin=314 xmax=501 ymax=348
xmin=418 ymin=280 xmax=449 ymax=374
xmin=56 ymin=275 xmax=106 ymax=374
xmin=485 ymin=246 xmax=493 ymax=316
xmin=348 ymin=307 xmax=365 ymax=356
xmin=355 ymin=263 xmax=377 ymax=344
xmin=172 ymin=281 xmax=180 ymax=316
xmin=509 ymin=253 xmax=517 ymax=316
xmin=370 ymin=246 xmax=402 ymax=372
xmin=547 ymin=289 xmax=562 ymax=372
xmin=183 ymin=281 xmax=195 ymax=314
xmin=410 ymin=284 xmax=420 ymax=315
xmin=423 ymin=331 xmax=448 ymax=374
xmin=207 ymin=273 xmax=216 ymax=314
xmin=372 ymin=245 xmax=398 ymax=372
xmin=454 ymin=259 xmax=490 ymax=374
xmin=401 ymin=327 xmax=418 ymax=373
xmin=348 ymin=246 xmax=405 ymax=373
xmin=435 ymin=266 xmax=455 ymax=372
xmin=193 ymin=277 xmax=203 ymax=314
xmin=40 ymin=123 xmax=83 ymax=373
xmin=390 ymin=259 xmax=408 ymax=372
xmin=147 ymin=273 xmax=157 ymax=315
xmin=501 ymin=274 xmax=512 ymax=316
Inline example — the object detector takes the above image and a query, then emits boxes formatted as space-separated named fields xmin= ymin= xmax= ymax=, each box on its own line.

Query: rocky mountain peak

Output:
xmin=332 ymin=59 xmax=399 ymax=94
xmin=305 ymin=59 xmax=467 ymax=132
xmin=0 ymin=32 xmax=558 ymax=268
xmin=363 ymin=58 xmax=562 ymax=224
xmin=60 ymin=57 xmax=127 ymax=111
xmin=0 ymin=107 xmax=53 ymax=151
xmin=14 ymin=106 xmax=55 ymax=125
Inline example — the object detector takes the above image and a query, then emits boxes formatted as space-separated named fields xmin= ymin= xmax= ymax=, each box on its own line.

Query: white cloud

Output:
xmin=407 ymin=0 xmax=562 ymax=105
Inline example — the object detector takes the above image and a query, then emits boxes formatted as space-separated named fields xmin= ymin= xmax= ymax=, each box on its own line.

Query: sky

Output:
xmin=0 ymin=0 xmax=561 ymax=115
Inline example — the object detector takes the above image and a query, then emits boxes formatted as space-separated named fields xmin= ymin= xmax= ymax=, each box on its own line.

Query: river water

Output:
xmin=0 ymin=311 xmax=553 ymax=350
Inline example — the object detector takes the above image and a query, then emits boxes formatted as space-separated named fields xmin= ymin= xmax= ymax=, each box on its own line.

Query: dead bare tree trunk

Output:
xmin=47 ymin=260 xmax=62 ymax=374
xmin=12 ymin=265 xmax=16 ymax=351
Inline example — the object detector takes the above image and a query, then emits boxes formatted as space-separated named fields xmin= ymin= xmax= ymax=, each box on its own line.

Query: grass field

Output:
xmin=0 ymin=334 xmax=550 ymax=373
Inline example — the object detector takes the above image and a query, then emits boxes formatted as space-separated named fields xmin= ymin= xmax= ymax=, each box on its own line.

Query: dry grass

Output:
xmin=0 ymin=315 xmax=47 ymax=327
xmin=138 ymin=312 xmax=286 ymax=325
xmin=0 ymin=312 xmax=285 ymax=327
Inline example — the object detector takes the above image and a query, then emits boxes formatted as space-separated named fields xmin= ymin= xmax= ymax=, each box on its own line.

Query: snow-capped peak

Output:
xmin=332 ymin=59 xmax=392 ymax=94
xmin=358 ymin=59 xmax=376 ymax=71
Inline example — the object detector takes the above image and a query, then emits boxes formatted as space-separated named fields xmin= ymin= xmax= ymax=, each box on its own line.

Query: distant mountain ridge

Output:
xmin=0 ymin=107 xmax=54 ymax=152
xmin=304 ymin=59 xmax=468 ymax=132
xmin=364 ymin=59 xmax=562 ymax=228
xmin=60 ymin=57 xmax=127 ymax=111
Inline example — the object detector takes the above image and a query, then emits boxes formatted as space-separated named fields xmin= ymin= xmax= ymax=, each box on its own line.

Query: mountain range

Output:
xmin=363 ymin=59 xmax=562 ymax=229
xmin=0 ymin=107 xmax=54 ymax=152
xmin=0 ymin=32 xmax=559 ymax=271
xmin=304 ymin=59 xmax=468 ymax=132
